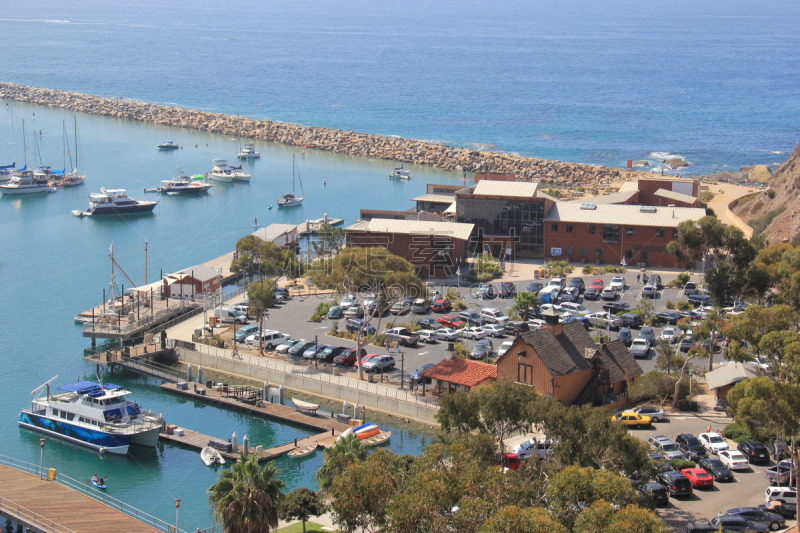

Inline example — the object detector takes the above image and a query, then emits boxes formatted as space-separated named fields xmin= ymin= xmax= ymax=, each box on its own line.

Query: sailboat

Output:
xmin=277 ymin=155 xmax=304 ymax=207
xmin=60 ymin=117 xmax=86 ymax=187
xmin=0 ymin=106 xmax=17 ymax=182
xmin=0 ymin=121 xmax=56 ymax=195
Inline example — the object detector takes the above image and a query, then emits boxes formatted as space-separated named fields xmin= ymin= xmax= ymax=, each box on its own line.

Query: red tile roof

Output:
xmin=420 ymin=357 xmax=498 ymax=387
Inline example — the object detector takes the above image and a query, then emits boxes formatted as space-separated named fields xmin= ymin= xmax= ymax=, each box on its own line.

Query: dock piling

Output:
xmin=187 ymin=363 xmax=193 ymax=382
xmin=231 ymin=432 xmax=238 ymax=453
xmin=196 ymin=365 xmax=203 ymax=384
xmin=243 ymin=435 xmax=249 ymax=455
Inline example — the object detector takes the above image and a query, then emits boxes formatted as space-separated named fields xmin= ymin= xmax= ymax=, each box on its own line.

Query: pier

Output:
xmin=0 ymin=457 xmax=185 ymax=533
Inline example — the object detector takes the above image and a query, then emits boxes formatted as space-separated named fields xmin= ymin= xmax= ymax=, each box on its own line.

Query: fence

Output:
xmin=0 ymin=454 xmax=221 ymax=533
xmin=83 ymin=300 xmax=201 ymax=336
xmin=0 ymin=495 xmax=76 ymax=533
xmin=172 ymin=340 xmax=440 ymax=410
xmin=146 ymin=306 xmax=204 ymax=336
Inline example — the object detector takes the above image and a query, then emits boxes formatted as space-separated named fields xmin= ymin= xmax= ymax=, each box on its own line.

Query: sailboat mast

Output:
xmin=62 ymin=120 xmax=66 ymax=171
xmin=22 ymin=120 xmax=27 ymax=167
xmin=74 ymin=116 xmax=78 ymax=173
xmin=292 ymin=154 xmax=296 ymax=193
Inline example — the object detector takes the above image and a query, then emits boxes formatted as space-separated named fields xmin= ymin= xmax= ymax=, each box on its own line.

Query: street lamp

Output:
xmin=456 ymin=266 xmax=461 ymax=289
xmin=39 ymin=438 xmax=45 ymax=480
xmin=175 ymin=498 xmax=181 ymax=533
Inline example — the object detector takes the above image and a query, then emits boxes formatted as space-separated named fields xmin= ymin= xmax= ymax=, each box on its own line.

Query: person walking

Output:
xmin=385 ymin=338 xmax=391 ymax=354
xmin=636 ymin=273 xmax=640 ymax=283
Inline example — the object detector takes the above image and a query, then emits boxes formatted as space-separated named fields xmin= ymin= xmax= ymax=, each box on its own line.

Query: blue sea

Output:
xmin=0 ymin=0 xmax=798 ymax=529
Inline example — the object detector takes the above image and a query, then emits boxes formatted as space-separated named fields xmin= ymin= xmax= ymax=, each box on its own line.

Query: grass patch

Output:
xmin=273 ymin=522 xmax=329 ymax=533
xmin=750 ymin=206 xmax=787 ymax=235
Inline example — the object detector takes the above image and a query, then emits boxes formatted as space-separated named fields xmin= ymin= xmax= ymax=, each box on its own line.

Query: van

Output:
xmin=765 ymin=486 xmax=797 ymax=505
xmin=214 ymin=307 xmax=248 ymax=324
xmin=683 ymin=282 xmax=698 ymax=295
xmin=233 ymin=324 xmax=259 ymax=343
xmin=245 ymin=330 xmax=290 ymax=350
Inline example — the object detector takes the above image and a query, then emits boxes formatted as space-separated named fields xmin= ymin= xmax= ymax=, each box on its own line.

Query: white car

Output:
xmin=417 ymin=330 xmax=439 ymax=343
xmin=586 ymin=312 xmax=619 ymax=328
xmin=699 ymin=432 xmax=730 ymax=455
xmin=461 ymin=327 xmax=487 ymax=340
xmin=659 ymin=327 xmax=678 ymax=344
xmin=548 ymin=278 xmax=565 ymax=291
xmin=480 ymin=308 xmax=508 ymax=324
xmin=560 ymin=302 xmax=590 ymax=316
xmin=245 ymin=330 xmax=290 ymax=350
xmin=436 ymin=328 xmax=460 ymax=341
xmin=609 ymin=276 xmax=626 ymax=291
xmin=559 ymin=287 xmax=579 ymax=302
xmin=497 ymin=340 xmax=514 ymax=357
xmin=527 ymin=319 xmax=546 ymax=330
xmin=632 ymin=406 xmax=667 ymax=423
xmin=600 ymin=287 xmax=618 ymax=300
xmin=630 ymin=338 xmax=650 ymax=358
xmin=339 ymin=295 xmax=358 ymax=309
xmin=512 ymin=438 xmax=555 ymax=460
xmin=482 ymin=324 xmax=506 ymax=338
xmin=718 ymin=450 xmax=750 ymax=470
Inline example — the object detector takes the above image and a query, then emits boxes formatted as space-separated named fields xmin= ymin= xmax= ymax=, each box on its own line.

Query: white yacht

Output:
xmin=156 ymin=167 xmax=212 ymax=194
xmin=73 ymin=188 xmax=158 ymax=216
xmin=389 ymin=164 xmax=411 ymax=180
xmin=19 ymin=377 xmax=163 ymax=455
xmin=208 ymin=159 xmax=251 ymax=183
xmin=277 ymin=154 xmax=304 ymax=207
xmin=237 ymin=143 xmax=260 ymax=160
xmin=0 ymin=167 xmax=57 ymax=195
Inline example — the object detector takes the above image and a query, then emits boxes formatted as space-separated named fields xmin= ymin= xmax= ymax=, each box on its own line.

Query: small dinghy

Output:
xmin=355 ymin=424 xmax=380 ymax=440
xmin=287 ymin=444 xmax=317 ymax=459
xmin=90 ymin=478 xmax=107 ymax=490
xmin=336 ymin=427 xmax=354 ymax=441
xmin=363 ymin=431 xmax=391 ymax=447
xmin=292 ymin=398 xmax=320 ymax=414
xmin=201 ymin=446 xmax=226 ymax=466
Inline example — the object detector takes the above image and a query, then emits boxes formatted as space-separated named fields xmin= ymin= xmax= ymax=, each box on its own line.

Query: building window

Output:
xmin=589 ymin=225 xmax=596 ymax=235
xmin=595 ymin=248 xmax=604 ymax=259
xmin=603 ymin=225 xmax=619 ymax=243
xmin=580 ymin=248 xmax=588 ymax=257
xmin=657 ymin=229 xmax=665 ymax=238
xmin=551 ymin=224 xmax=559 ymax=232
xmin=566 ymin=246 xmax=574 ymax=257
xmin=625 ymin=250 xmax=633 ymax=260
xmin=566 ymin=224 xmax=573 ymax=233
xmin=641 ymin=250 xmax=649 ymax=260
xmin=673 ymin=229 xmax=678 ymax=238
xmin=626 ymin=228 xmax=634 ymax=236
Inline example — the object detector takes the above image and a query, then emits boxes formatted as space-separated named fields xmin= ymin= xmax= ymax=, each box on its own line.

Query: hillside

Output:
xmin=732 ymin=143 xmax=800 ymax=243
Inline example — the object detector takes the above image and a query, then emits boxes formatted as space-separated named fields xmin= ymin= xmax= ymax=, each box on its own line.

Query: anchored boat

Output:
xmin=73 ymin=188 xmax=158 ymax=216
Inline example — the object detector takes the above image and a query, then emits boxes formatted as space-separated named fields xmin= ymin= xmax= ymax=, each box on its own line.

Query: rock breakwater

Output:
xmin=0 ymin=82 xmax=652 ymax=186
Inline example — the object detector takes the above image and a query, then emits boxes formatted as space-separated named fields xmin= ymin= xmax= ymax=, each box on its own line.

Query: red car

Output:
xmin=590 ymin=279 xmax=604 ymax=290
xmin=333 ymin=348 xmax=358 ymax=367
xmin=432 ymin=299 xmax=452 ymax=313
xmin=497 ymin=453 xmax=520 ymax=470
xmin=680 ymin=468 xmax=714 ymax=488
xmin=438 ymin=315 xmax=466 ymax=328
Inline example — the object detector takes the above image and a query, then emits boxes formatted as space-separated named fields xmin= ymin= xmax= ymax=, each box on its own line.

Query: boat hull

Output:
xmin=209 ymin=174 xmax=234 ymax=183
xmin=87 ymin=202 xmax=158 ymax=216
xmin=0 ymin=185 xmax=56 ymax=195
xmin=129 ymin=426 xmax=160 ymax=447
xmin=19 ymin=412 xmax=130 ymax=455
xmin=161 ymin=186 xmax=211 ymax=194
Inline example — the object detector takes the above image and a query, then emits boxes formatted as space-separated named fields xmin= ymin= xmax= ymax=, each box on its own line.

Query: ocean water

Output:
xmin=1 ymin=0 xmax=798 ymax=175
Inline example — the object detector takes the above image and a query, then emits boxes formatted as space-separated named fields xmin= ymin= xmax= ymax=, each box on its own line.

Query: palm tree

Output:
xmin=315 ymin=434 xmax=367 ymax=492
xmin=511 ymin=291 xmax=538 ymax=322
xmin=208 ymin=452 xmax=285 ymax=532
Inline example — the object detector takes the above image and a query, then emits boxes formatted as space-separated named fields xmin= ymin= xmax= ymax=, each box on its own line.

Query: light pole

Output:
xmin=620 ymin=257 xmax=627 ymax=275
xmin=39 ymin=438 xmax=45 ymax=479
xmin=175 ymin=498 xmax=181 ymax=533
xmin=456 ymin=266 xmax=461 ymax=290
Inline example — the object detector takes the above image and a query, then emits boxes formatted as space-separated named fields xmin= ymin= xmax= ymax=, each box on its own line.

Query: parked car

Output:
xmin=739 ymin=442 xmax=771 ymax=464
xmin=410 ymin=363 xmax=436 ymax=384
xmin=757 ymin=503 xmax=797 ymax=519
xmin=634 ymin=406 xmax=667 ymax=423
xmin=462 ymin=327 xmax=487 ymax=340
xmin=587 ymin=312 xmax=625 ymax=330
xmin=343 ymin=306 xmax=364 ymax=319
xmin=684 ymin=282 xmax=699 ymax=295
xmin=649 ymin=436 xmax=685 ymax=460
xmin=276 ymin=338 xmax=304 ymax=354
xmin=512 ymin=438 xmax=555 ymax=460
xmin=613 ymin=412 xmax=652 ymax=428
xmin=602 ymin=301 xmax=630 ymax=313
xmin=363 ymin=355 xmax=396 ymax=373
xmin=480 ymin=308 xmax=508 ymax=324
xmin=641 ymin=284 xmax=658 ymax=298
xmin=726 ymin=508 xmax=785 ymax=531
xmin=563 ymin=316 xmax=591 ymax=329
xmin=247 ymin=330 xmax=290 ymax=350
xmin=233 ymin=324 xmax=259 ymax=343
xmin=525 ymin=282 xmax=543 ymax=294
xmin=656 ymin=311 xmax=682 ymax=325
xmin=675 ymin=433 xmax=708 ymax=460
xmin=765 ymin=486 xmax=798 ymax=505
xmin=681 ymin=468 xmax=714 ymax=488
xmin=589 ymin=278 xmax=604 ymax=291
xmin=333 ymin=348 xmax=359 ymax=367
xmin=559 ymin=286 xmax=579 ymax=302
xmin=698 ymin=458 xmax=734 ymax=482
xmin=709 ymin=515 xmax=769 ymax=533
xmin=569 ymin=277 xmax=586 ymax=294
xmin=384 ymin=327 xmax=420 ymax=347
xmin=477 ymin=284 xmax=497 ymax=300
xmin=215 ymin=307 xmax=248 ymax=324
xmin=345 ymin=318 xmax=376 ymax=336
xmin=600 ymin=287 xmax=618 ymax=301
xmin=303 ymin=344 xmax=332 ymax=360
xmin=660 ymin=327 xmax=678 ymax=343
xmin=436 ymin=328 xmax=461 ymax=341
xmin=688 ymin=294 xmax=712 ymax=307
xmin=438 ymin=315 xmax=466 ymax=328
xmin=499 ymin=282 xmax=517 ymax=298
xmin=638 ymin=327 xmax=655 ymax=343
xmin=609 ymin=276 xmax=626 ymax=291
xmin=417 ymin=317 xmax=439 ymax=329
xmin=411 ymin=299 xmax=432 ymax=314
xmin=685 ymin=523 xmax=720 ymax=533
xmin=584 ymin=287 xmax=602 ymax=300
xmin=537 ymin=286 xmax=561 ymax=304
xmin=471 ymin=339 xmax=494 ymax=360
xmin=288 ymin=340 xmax=316 ymax=357
xmin=432 ymin=299 xmax=452 ymax=313
xmin=679 ymin=334 xmax=696 ymax=352
xmin=482 ymin=324 xmax=506 ymax=338
xmin=637 ymin=482 xmax=669 ymax=507
xmin=656 ymin=471 xmax=693 ymax=496
xmin=458 ymin=310 xmax=486 ymax=326
xmin=390 ymin=301 xmax=410 ymax=315
xmin=504 ymin=321 xmax=530 ymax=336
xmin=719 ymin=450 xmax=750 ymax=470
xmin=417 ymin=330 xmax=439 ymax=343
xmin=630 ymin=338 xmax=650 ymax=358
xmin=765 ymin=440 xmax=789 ymax=461
xmin=617 ymin=329 xmax=633 ymax=347
xmin=497 ymin=340 xmax=515 ymax=357
xmin=765 ymin=466 xmax=793 ymax=486
xmin=619 ymin=313 xmax=642 ymax=329
xmin=699 ymin=432 xmax=730 ymax=455
xmin=560 ymin=302 xmax=590 ymax=316
xmin=316 ymin=346 xmax=347 ymax=363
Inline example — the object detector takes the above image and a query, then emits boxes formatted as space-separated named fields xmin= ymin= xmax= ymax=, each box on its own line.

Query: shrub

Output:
xmin=676 ymin=273 xmax=691 ymax=285
xmin=309 ymin=313 xmax=322 ymax=322
xmin=477 ymin=272 xmax=496 ymax=283
xmin=670 ymin=459 xmax=696 ymax=471
xmin=454 ymin=344 xmax=469 ymax=359
xmin=373 ymin=333 xmax=388 ymax=347
xmin=722 ymin=422 xmax=750 ymax=442
xmin=765 ymin=189 xmax=776 ymax=199
xmin=677 ymin=398 xmax=698 ymax=411
xmin=677 ymin=301 xmax=691 ymax=311
xmin=665 ymin=300 xmax=675 ymax=310
xmin=453 ymin=299 xmax=467 ymax=311
xmin=547 ymin=260 xmax=573 ymax=277
xmin=582 ymin=265 xmax=594 ymax=275
xmin=330 ymin=321 xmax=339 ymax=333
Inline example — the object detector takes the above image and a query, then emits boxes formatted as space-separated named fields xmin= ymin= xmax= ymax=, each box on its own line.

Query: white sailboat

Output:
xmin=0 ymin=121 xmax=56 ymax=195
xmin=60 ymin=117 xmax=86 ymax=187
xmin=277 ymin=155 xmax=304 ymax=207
xmin=0 ymin=105 xmax=17 ymax=182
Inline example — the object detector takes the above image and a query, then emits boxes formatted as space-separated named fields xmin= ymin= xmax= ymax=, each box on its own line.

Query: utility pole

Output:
xmin=314 ymin=335 xmax=318 ymax=369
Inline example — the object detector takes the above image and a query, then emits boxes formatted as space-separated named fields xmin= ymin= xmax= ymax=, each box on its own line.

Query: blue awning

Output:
xmin=57 ymin=381 xmax=102 ymax=395
xmin=103 ymin=384 xmax=122 ymax=391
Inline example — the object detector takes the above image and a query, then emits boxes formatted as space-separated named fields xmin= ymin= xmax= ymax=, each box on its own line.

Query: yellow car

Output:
xmin=613 ymin=411 xmax=652 ymax=428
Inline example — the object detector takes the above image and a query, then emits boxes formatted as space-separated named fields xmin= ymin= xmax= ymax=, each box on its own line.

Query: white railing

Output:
xmin=0 ymin=454 xmax=213 ymax=533
xmin=83 ymin=299 xmax=201 ymax=335
xmin=147 ymin=306 xmax=204 ymax=336
xmin=0 ymin=495 xmax=77 ymax=533
xmin=177 ymin=341 xmax=440 ymax=409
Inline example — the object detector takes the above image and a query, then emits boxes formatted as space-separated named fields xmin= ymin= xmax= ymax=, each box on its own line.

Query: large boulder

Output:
xmin=663 ymin=157 xmax=689 ymax=169
xmin=741 ymin=165 xmax=773 ymax=184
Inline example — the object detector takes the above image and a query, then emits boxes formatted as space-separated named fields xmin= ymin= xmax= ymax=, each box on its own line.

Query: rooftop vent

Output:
xmin=580 ymin=203 xmax=597 ymax=210
xmin=640 ymin=206 xmax=657 ymax=213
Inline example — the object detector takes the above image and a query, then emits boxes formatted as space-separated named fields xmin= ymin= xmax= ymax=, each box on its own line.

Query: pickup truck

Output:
xmin=384 ymin=327 xmax=420 ymax=347
xmin=765 ymin=466 xmax=794 ymax=485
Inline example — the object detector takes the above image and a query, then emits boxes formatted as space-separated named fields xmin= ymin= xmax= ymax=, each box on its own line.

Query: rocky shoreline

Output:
xmin=0 ymin=82 xmax=653 ymax=187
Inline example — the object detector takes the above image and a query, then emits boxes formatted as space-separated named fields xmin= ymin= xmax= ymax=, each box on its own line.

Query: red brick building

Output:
xmin=543 ymin=202 xmax=706 ymax=268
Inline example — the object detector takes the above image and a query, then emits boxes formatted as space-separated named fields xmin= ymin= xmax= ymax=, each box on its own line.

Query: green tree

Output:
xmin=311 ymin=222 xmax=346 ymax=259
xmin=654 ymin=338 xmax=686 ymax=374
xmin=315 ymin=434 xmax=367 ymax=492
xmin=629 ymin=371 xmax=679 ymax=408
xmin=479 ymin=506 xmax=567 ymax=533
xmin=636 ymin=297 xmax=654 ymax=326
xmin=574 ymin=502 xmax=670 ymax=533
xmin=511 ymin=291 xmax=539 ymax=322
xmin=280 ymin=488 xmax=325 ymax=533
xmin=207 ymin=452 xmax=285 ymax=533
xmin=247 ymin=281 xmax=275 ymax=355
xmin=232 ymin=235 xmax=304 ymax=283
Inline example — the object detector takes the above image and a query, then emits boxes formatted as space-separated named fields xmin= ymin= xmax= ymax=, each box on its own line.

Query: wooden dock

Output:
xmin=160 ymin=382 xmax=351 ymax=434
xmin=0 ymin=463 xmax=164 ymax=533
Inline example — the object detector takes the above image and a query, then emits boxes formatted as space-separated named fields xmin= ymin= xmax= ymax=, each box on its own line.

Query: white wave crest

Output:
xmin=648 ymin=151 xmax=683 ymax=159
xmin=0 ymin=18 xmax=71 ymax=23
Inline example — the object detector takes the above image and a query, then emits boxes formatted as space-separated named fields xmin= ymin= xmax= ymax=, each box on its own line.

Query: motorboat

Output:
xmin=237 ymin=142 xmax=260 ymax=159
xmin=277 ymin=155 xmax=304 ymax=207
xmin=158 ymin=141 xmax=179 ymax=150
xmin=19 ymin=377 xmax=163 ymax=455
xmin=0 ymin=168 xmax=56 ymax=195
xmin=389 ymin=164 xmax=411 ymax=180
xmin=208 ymin=159 xmax=250 ymax=183
xmin=363 ymin=431 xmax=391 ymax=446
xmin=152 ymin=167 xmax=212 ymax=194
xmin=201 ymin=446 xmax=226 ymax=466
xmin=73 ymin=188 xmax=158 ymax=216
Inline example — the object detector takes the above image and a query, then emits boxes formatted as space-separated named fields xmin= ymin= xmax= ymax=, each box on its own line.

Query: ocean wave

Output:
xmin=756 ymin=149 xmax=786 ymax=154
xmin=648 ymin=151 xmax=684 ymax=159
xmin=0 ymin=18 xmax=71 ymax=23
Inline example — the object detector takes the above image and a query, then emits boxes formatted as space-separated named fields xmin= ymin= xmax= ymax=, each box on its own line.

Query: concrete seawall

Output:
xmin=0 ymin=82 xmax=653 ymax=187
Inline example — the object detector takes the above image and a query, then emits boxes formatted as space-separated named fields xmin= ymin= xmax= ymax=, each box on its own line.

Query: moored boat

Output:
xmin=201 ymin=446 xmax=226 ymax=466
xmin=0 ymin=168 xmax=56 ymax=195
xmin=363 ymin=431 xmax=391 ymax=446
xmin=390 ymin=164 xmax=411 ymax=180
xmin=152 ymin=167 xmax=213 ymax=194
xmin=158 ymin=141 xmax=179 ymax=150
xmin=277 ymin=155 xmax=304 ymax=207
xmin=354 ymin=424 xmax=380 ymax=439
xmin=287 ymin=444 xmax=317 ymax=459
xmin=237 ymin=142 xmax=260 ymax=159
xmin=76 ymin=188 xmax=158 ymax=216
xmin=208 ymin=159 xmax=250 ymax=183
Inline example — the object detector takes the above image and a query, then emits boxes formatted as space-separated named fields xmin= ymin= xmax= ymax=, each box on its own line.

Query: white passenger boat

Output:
xmin=208 ymin=159 xmax=250 ymax=183
xmin=237 ymin=142 xmax=260 ymax=160
xmin=73 ymin=188 xmax=158 ymax=216
xmin=19 ymin=377 xmax=163 ymax=455
xmin=154 ymin=167 xmax=212 ymax=194
xmin=389 ymin=164 xmax=411 ymax=180
xmin=201 ymin=446 xmax=226 ymax=466
xmin=0 ymin=167 xmax=56 ymax=195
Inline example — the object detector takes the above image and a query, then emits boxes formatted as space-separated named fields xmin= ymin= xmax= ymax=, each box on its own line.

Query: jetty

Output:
xmin=0 ymin=456 xmax=189 ymax=533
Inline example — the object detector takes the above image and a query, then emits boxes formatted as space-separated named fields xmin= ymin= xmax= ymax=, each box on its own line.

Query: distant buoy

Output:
xmin=268 ymin=205 xmax=272 ymax=209
xmin=323 ymin=179 xmax=326 ymax=186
